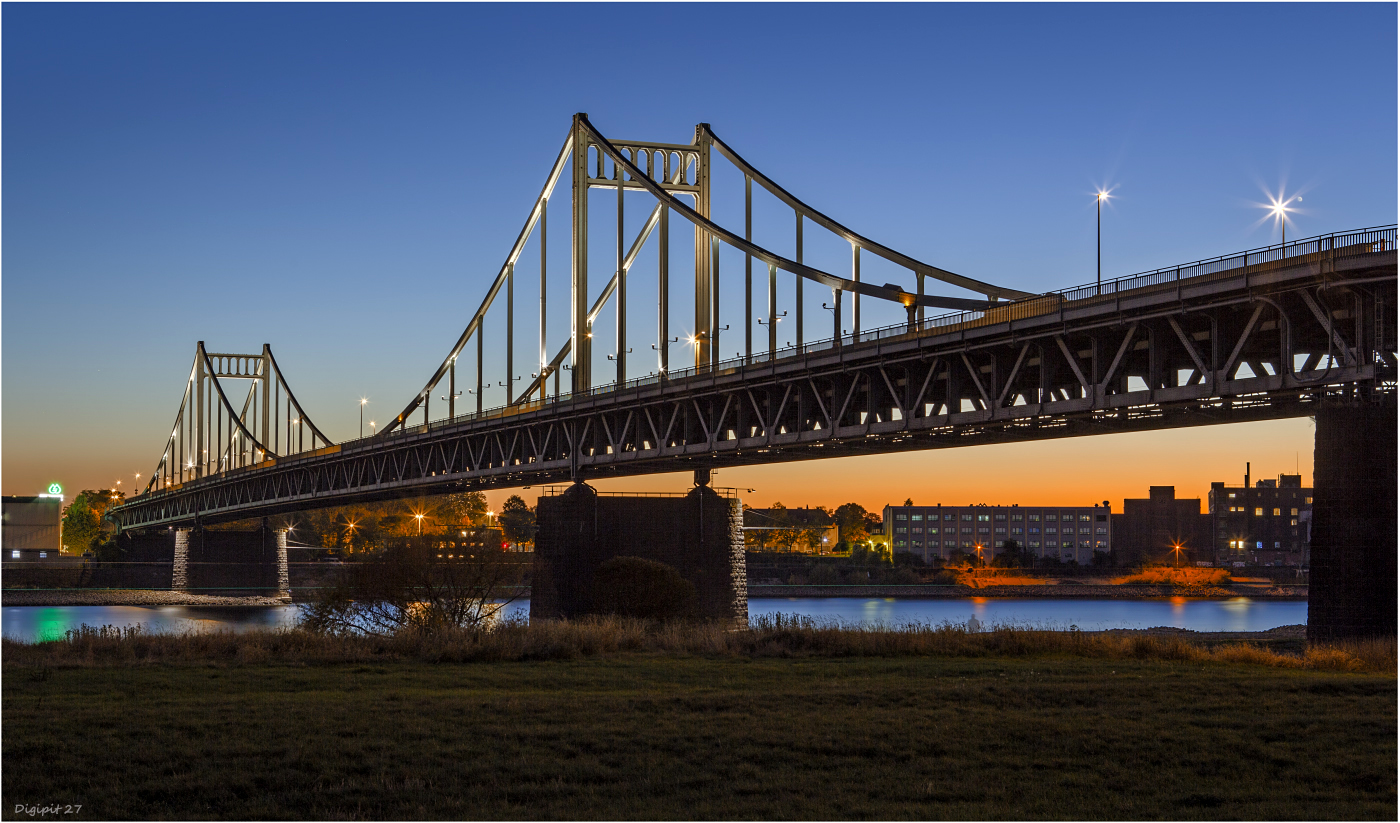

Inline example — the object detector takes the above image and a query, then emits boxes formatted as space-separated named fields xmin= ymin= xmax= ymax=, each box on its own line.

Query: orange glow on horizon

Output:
xmin=485 ymin=417 xmax=1316 ymax=515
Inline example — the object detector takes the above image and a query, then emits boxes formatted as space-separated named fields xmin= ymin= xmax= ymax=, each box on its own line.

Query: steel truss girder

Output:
xmin=111 ymin=253 xmax=1395 ymax=530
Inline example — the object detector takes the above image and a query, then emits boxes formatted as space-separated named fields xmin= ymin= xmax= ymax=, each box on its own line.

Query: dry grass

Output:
xmin=955 ymin=571 xmax=1048 ymax=587
xmin=1112 ymin=566 xmax=1232 ymax=586
xmin=4 ymin=616 xmax=1394 ymax=674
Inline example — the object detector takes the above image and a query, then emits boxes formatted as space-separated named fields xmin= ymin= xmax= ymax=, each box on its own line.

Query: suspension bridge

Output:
xmin=107 ymin=114 xmax=1396 ymax=532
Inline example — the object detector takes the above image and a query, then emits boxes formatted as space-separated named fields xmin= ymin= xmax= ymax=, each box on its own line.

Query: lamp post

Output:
xmin=414 ymin=513 xmax=424 ymax=536
xmin=1270 ymin=195 xmax=1301 ymax=248
xmin=360 ymin=398 xmax=368 ymax=437
xmin=1096 ymin=190 xmax=1110 ymax=294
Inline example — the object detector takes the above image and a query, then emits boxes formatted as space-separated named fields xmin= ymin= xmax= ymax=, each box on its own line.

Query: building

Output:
xmin=743 ymin=507 xmax=839 ymax=553
xmin=2 ymin=494 xmax=64 ymax=561
xmin=1113 ymin=486 xmax=1212 ymax=568
xmin=1208 ymin=470 xmax=1312 ymax=567
xmin=881 ymin=502 xmax=1112 ymax=564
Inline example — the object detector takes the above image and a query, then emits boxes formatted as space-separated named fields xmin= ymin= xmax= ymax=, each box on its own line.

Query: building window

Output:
xmin=1305 ymin=497 xmax=1312 ymax=504
xmin=945 ymin=514 xmax=955 ymax=521
xmin=1291 ymin=519 xmax=1298 ymax=526
xmin=928 ymin=527 xmax=939 ymax=535
xmin=978 ymin=527 xmax=990 ymax=534
xmin=995 ymin=527 xmax=1006 ymax=534
xmin=1045 ymin=514 xmax=1058 ymax=521
xmin=1079 ymin=514 xmax=1091 ymax=522
xmin=1030 ymin=527 xmax=1040 ymax=534
xmin=1095 ymin=541 xmax=1107 ymax=548
xmin=1273 ymin=508 xmax=1281 ymax=516
xmin=911 ymin=514 xmax=923 ymax=521
xmin=961 ymin=527 xmax=972 ymax=535
xmin=1012 ymin=514 xmax=1023 ymax=521
xmin=1046 ymin=527 xmax=1057 ymax=534
xmin=1291 ymin=508 xmax=1298 ymax=516
xmin=1012 ymin=527 xmax=1023 ymax=535
xmin=1274 ymin=542 xmax=1281 ymax=549
xmin=895 ymin=540 xmax=906 ymax=547
xmin=1254 ymin=508 xmax=1264 ymax=516
xmin=913 ymin=527 xmax=923 ymax=533
xmin=1029 ymin=514 xmax=1040 ymax=521
xmin=994 ymin=513 xmax=1006 ymax=521
xmin=977 ymin=514 xmax=990 ymax=522
xmin=896 ymin=527 xmax=907 ymax=534
xmin=1257 ymin=541 xmax=1264 ymax=549
xmin=962 ymin=514 xmax=973 ymax=522
xmin=1029 ymin=541 xmax=1041 ymax=548
xmin=1080 ymin=527 xmax=1090 ymax=534
xmin=10 ymin=550 xmax=17 ymax=559
xmin=895 ymin=514 xmax=907 ymax=521
xmin=1063 ymin=541 xmax=1075 ymax=549
xmin=945 ymin=540 xmax=956 ymax=548
xmin=1228 ymin=493 xmax=1236 ymax=499
xmin=1096 ymin=527 xmax=1107 ymax=535
xmin=961 ymin=541 xmax=972 ymax=548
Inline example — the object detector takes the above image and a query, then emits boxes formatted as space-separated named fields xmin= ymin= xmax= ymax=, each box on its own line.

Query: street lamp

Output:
xmin=414 ymin=512 xmax=424 ymax=536
xmin=1269 ymin=195 xmax=1301 ymax=247
xmin=369 ymin=420 xmax=376 ymax=435
xmin=1096 ymin=190 xmax=1112 ymax=293
xmin=1171 ymin=541 xmax=1184 ymax=570
xmin=360 ymin=398 xmax=368 ymax=437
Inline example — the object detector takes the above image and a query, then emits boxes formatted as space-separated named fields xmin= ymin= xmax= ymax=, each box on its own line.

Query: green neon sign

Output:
xmin=47 ymin=483 xmax=62 ymax=495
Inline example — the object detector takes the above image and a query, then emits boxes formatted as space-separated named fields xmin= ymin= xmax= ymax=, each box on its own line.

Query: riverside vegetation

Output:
xmin=3 ymin=617 xmax=1395 ymax=820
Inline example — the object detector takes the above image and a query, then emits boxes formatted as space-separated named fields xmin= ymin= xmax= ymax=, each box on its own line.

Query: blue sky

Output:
xmin=4 ymin=3 xmax=1394 ymax=507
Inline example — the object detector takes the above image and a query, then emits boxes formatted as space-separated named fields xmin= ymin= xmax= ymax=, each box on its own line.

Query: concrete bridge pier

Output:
xmin=1307 ymin=400 xmax=1397 ymax=641
xmin=532 ymin=472 xmax=747 ymax=628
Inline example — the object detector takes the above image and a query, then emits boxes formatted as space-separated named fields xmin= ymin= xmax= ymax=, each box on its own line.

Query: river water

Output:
xmin=1 ymin=597 xmax=1306 ymax=643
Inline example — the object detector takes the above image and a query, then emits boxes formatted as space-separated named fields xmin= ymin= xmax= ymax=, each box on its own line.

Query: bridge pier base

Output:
xmin=532 ymin=481 xmax=747 ymax=628
xmin=1307 ymin=400 xmax=1397 ymax=641
xmin=181 ymin=524 xmax=291 ymax=601
xmin=173 ymin=529 xmax=190 ymax=593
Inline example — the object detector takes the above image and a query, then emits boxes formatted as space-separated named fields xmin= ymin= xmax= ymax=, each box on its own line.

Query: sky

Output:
xmin=3 ymin=3 xmax=1395 ymax=513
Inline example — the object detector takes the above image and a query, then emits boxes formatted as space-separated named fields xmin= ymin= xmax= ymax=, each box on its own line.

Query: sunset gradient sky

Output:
xmin=3 ymin=4 xmax=1394 ymax=515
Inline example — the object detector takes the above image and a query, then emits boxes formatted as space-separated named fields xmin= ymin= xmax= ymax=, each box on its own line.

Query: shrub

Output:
xmin=589 ymin=556 xmax=696 ymax=622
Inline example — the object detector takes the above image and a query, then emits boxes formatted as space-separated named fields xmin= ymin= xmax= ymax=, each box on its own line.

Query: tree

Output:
xmin=833 ymin=503 xmax=870 ymax=543
xmin=61 ymin=494 xmax=101 ymax=553
xmin=904 ymin=498 xmax=914 ymax=507
xmin=497 ymin=495 xmax=536 ymax=548
xmin=301 ymin=539 xmax=524 ymax=637
xmin=440 ymin=491 xmax=489 ymax=526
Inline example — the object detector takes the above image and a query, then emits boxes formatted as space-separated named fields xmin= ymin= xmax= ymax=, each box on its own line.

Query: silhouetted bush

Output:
xmin=590 ymin=556 xmax=696 ymax=622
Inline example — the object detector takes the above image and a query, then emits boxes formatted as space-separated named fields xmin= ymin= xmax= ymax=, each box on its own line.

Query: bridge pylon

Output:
xmin=142 ymin=342 xmax=330 ymax=495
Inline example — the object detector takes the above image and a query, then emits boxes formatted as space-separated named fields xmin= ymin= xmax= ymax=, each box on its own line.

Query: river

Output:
xmin=1 ymin=597 xmax=1306 ymax=643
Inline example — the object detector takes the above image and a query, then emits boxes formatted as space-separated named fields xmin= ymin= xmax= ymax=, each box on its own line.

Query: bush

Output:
xmin=807 ymin=564 xmax=843 ymax=585
xmin=590 ymin=556 xmax=696 ymax=622
xmin=300 ymin=538 xmax=524 ymax=637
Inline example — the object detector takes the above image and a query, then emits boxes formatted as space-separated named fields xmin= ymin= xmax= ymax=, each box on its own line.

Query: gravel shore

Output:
xmin=2 ymin=590 xmax=291 ymax=607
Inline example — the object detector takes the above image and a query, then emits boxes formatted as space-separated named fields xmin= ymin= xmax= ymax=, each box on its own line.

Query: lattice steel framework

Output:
xmin=111 ymin=225 xmax=1395 ymax=530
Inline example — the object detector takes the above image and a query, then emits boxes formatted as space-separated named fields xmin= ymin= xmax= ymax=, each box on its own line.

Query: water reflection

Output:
xmin=1 ymin=597 xmax=1305 ymax=643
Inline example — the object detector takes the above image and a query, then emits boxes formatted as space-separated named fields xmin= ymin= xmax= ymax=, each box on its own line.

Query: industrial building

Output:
xmin=882 ymin=502 xmax=1112 ymax=564
xmin=1112 ymin=486 xmax=1212 ymax=568
xmin=1208 ymin=468 xmax=1312 ymax=567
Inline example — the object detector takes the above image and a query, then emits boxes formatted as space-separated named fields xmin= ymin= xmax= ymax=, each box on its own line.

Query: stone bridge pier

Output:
xmin=172 ymin=522 xmax=290 ymax=601
xmin=531 ymin=470 xmax=747 ymax=628
xmin=1307 ymin=400 xmax=1397 ymax=640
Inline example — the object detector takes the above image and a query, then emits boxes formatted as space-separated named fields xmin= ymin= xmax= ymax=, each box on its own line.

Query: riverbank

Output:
xmin=0 ymin=590 xmax=290 ymax=607
xmin=3 ymin=582 xmax=1307 ymax=607
xmin=2 ymin=633 xmax=1393 ymax=820
xmin=751 ymin=583 xmax=1308 ymax=599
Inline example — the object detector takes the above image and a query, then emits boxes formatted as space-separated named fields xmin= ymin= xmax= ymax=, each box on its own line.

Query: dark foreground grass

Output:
xmin=3 ymin=629 xmax=1395 ymax=820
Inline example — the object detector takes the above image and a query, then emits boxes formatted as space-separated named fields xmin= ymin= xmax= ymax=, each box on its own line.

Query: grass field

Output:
xmin=3 ymin=624 xmax=1395 ymax=820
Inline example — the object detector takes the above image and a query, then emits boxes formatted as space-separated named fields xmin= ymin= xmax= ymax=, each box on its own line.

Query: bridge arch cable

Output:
xmin=378 ymin=115 xmax=1032 ymax=439
xmin=141 ymin=342 xmax=330 ymax=495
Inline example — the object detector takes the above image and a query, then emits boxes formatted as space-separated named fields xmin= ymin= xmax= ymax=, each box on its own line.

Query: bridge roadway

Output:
xmin=111 ymin=229 xmax=1396 ymax=530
